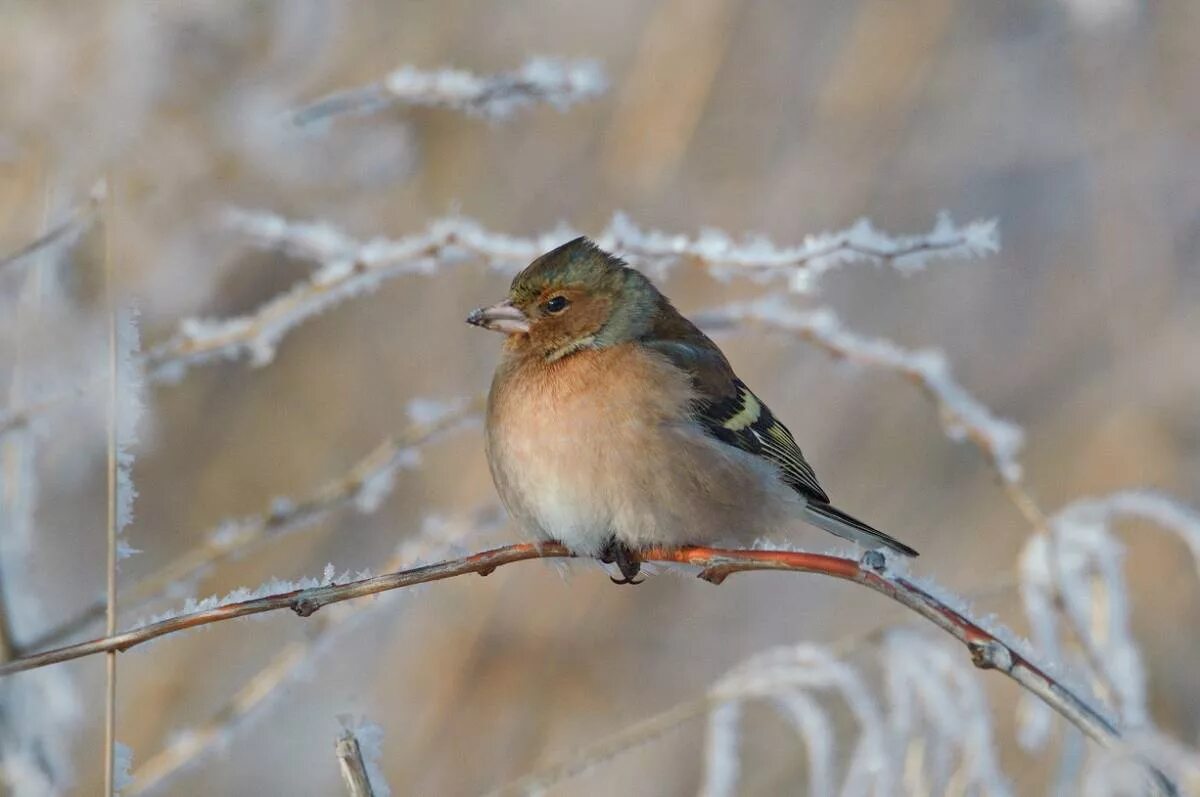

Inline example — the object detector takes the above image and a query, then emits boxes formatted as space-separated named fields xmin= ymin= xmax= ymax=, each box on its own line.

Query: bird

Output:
xmin=467 ymin=237 xmax=918 ymax=584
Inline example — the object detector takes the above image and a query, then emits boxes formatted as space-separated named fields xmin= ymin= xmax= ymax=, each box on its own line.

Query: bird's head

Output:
xmin=467 ymin=237 xmax=662 ymax=361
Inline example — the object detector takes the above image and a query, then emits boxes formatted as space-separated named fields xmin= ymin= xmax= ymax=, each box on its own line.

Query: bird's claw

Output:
xmin=599 ymin=538 xmax=644 ymax=586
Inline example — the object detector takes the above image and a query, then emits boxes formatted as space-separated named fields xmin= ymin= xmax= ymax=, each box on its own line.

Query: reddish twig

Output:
xmin=0 ymin=542 xmax=1165 ymax=789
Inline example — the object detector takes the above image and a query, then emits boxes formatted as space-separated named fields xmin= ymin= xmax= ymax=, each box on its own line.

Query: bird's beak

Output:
xmin=466 ymin=299 xmax=530 ymax=335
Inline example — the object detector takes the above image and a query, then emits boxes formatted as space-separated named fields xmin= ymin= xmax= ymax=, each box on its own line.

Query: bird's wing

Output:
xmin=643 ymin=337 xmax=831 ymax=503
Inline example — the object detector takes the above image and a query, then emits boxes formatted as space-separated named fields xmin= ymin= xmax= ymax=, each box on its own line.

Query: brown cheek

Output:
xmin=526 ymin=295 xmax=611 ymax=352
xmin=569 ymin=296 xmax=611 ymax=337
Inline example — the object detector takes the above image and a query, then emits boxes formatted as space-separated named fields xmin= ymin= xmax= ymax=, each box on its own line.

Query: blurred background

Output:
xmin=1 ymin=0 xmax=1199 ymax=794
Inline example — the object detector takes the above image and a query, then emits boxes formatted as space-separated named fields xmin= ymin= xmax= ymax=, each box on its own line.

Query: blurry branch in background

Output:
xmin=143 ymin=210 xmax=996 ymax=382
xmin=0 ymin=195 xmax=82 ymax=796
xmin=696 ymin=634 xmax=1011 ymax=797
xmin=0 ymin=181 xmax=106 ymax=281
xmin=125 ymin=514 xmax=491 ymax=796
xmin=0 ymin=542 xmax=1178 ymax=793
xmin=292 ymin=57 xmax=606 ymax=126
xmin=1018 ymin=491 xmax=1200 ymax=751
xmin=335 ymin=733 xmax=375 ymax=797
xmin=334 ymin=719 xmax=390 ymax=797
xmin=705 ymin=296 xmax=1025 ymax=484
xmin=492 ymin=580 xmax=1017 ymax=796
xmin=26 ymin=396 xmax=481 ymax=652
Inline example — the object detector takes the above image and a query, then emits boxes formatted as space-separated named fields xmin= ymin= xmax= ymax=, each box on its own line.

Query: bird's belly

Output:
xmin=488 ymin=409 xmax=625 ymax=555
xmin=488 ymin=395 xmax=803 ymax=556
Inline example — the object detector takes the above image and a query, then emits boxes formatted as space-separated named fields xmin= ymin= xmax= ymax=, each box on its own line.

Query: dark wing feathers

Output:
xmin=641 ymin=310 xmax=917 ymax=557
xmin=640 ymin=328 xmax=830 ymax=504
xmin=693 ymin=378 xmax=831 ymax=503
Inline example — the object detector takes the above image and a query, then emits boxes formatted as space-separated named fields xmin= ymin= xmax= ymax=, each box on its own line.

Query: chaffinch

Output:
xmin=468 ymin=237 xmax=917 ymax=583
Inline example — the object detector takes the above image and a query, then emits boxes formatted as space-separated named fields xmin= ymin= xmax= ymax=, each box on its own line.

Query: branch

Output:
xmin=334 ymin=719 xmax=388 ymax=797
xmin=292 ymin=57 xmax=606 ymax=126
xmin=608 ymin=211 xmax=998 ymax=293
xmin=711 ymin=296 xmax=1025 ymax=486
xmin=145 ymin=210 xmax=996 ymax=381
xmin=335 ymin=733 xmax=375 ymax=797
xmin=0 ymin=546 xmax=1134 ymax=758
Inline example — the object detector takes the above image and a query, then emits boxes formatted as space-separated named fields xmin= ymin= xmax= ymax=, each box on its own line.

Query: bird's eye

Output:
xmin=544 ymin=295 xmax=570 ymax=314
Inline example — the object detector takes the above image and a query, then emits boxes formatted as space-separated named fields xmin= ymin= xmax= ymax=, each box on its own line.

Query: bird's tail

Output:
xmin=802 ymin=502 xmax=919 ymax=558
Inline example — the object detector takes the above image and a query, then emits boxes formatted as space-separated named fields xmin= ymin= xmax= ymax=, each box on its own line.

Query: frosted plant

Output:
xmin=293 ymin=57 xmax=607 ymax=125
xmin=113 ymin=307 xmax=145 ymax=560
xmin=1017 ymin=491 xmax=1200 ymax=750
xmin=0 ymin=268 xmax=83 ymax=797
xmin=882 ymin=631 xmax=1011 ymax=796
xmin=606 ymin=211 xmax=998 ymax=294
xmin=0 ymin=669 xmax=81 ymax=797
xmin=704 ymin=644 xmax=895 ymax=796
xmin=145 ymin=210 xmax=997 ymax=381
xmin=113 ymin=742 xmax=134 ymax=795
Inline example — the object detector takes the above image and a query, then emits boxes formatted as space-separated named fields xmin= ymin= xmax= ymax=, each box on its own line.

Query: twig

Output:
xmin=0 ymin=545 xmax=1149 ymax=772
xmin=144 ymin=210 xmax=995 ymax=380
xmin=335 ymin=733 xmax=376 ymax=797
xmin=23 ymin=398 xmax=480 ymax=653
xmin=103 ymin=192 xmax=119 ymax=797
xmin=292 ymin=57 xmax=606 ymax=125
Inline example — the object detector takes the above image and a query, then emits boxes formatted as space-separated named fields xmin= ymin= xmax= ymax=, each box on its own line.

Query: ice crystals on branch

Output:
xmin=148 ymin=210 xmax=998 ymax=381
xmin=293 ymin=57 xmax=607 ymax=126
xmin=606 ymin=211 xmax=998 ymax=294
xmin=114 ymin=306 xmax=146 ymax=547
xmin=883 ymin=631 xmax=1012 ymax=796
xmin=1017 ymin=491 xmax=1200 ymax=748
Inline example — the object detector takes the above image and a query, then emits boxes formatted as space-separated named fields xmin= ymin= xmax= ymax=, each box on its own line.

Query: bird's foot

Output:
xmin=598 ymin=539 xmax=644 ymax=585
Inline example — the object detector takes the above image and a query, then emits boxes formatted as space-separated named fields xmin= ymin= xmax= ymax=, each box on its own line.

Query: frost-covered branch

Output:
xmin=143 ymin=213 xmax=558 ymax=380
xmin=1018 ymin=491 xmax=1200 ymax=750
xmin=147 ymin=210 xmax=997 ymax=381
xmin=609 ymin=211 xmax=998 ymax=294
xmin=0 ymin=543 xmax=1170 ymax=792
xmin=26 ymin=396 xmax=480 ymax=652
xmin=713 ymin=296 xmax=1025 ymax=484
xmin=293 ymin=57 xmax=606 ymax=125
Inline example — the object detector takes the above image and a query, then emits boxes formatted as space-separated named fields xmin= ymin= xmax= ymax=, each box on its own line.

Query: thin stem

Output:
xmin=0 ymin=541 xmax=1168 ymax=792
xmin=335 ymin=733 xmax=376 ymax=797
xmin=103 ymin=194 xmax=118 ymax=797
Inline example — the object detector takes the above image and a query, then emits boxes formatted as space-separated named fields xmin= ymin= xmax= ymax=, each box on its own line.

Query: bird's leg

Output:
xmin=598 ymin=537 xmax=644 ymax=585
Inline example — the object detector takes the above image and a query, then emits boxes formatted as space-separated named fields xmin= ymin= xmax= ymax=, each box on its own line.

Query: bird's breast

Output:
xmin=485 ymin=345 xmax=694 ymax=553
